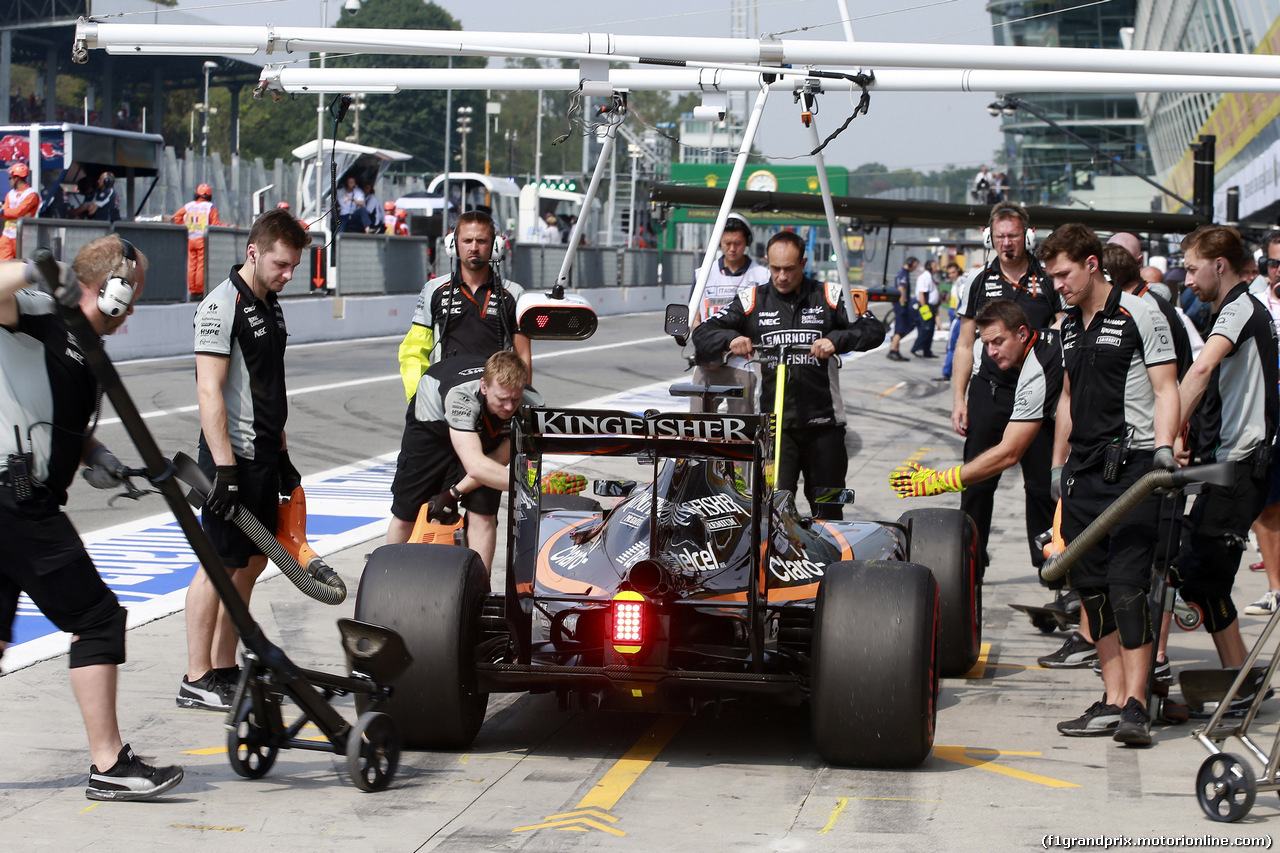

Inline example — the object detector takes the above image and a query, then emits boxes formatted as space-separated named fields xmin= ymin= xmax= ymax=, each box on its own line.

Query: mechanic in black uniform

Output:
xmin=398 ymin=210 xmax=531 ymax=401
xmin=890 ymin=298 xmax=1062 ymax=502
xmin=1172 ymin=225 xmax=1279 ymax=674
xmin=178 ymin=209 xmax=311 ymax=712
xmin=0 ymin=236 xmax=184 ymax=800
xmin=1044 ymin=223 xmax=1178 ymax=746
xmin=387 ymin=350 xmax=541 ymax=572
xmin=692 ymin=231 xmax=886 ymax=520
xmin=952 ymin=201 xmax=1060 ymax=574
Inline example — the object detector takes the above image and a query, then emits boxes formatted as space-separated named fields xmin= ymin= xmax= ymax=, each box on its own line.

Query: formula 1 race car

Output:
xmin=355 ymin=402 xmax=979 ymax=768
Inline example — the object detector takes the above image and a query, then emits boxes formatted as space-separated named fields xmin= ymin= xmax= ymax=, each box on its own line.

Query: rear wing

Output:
xmin=516 ymin=407 xmax=772 ymax=461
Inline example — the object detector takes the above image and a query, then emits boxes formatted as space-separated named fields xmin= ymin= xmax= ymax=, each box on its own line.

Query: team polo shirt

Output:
xmin=1192 ymin=283 xmax=1279 ymax=463
xmin=0 ymin=290 xmax=98 ymax=504
xmin=1061 ymin=286 xmax=1176 ymax=468
xmin=410 ymin=272 xmax=525 ymax=363
xmin=959 ymin=259 xmax=1059 ymax=387
xmin=1132 ymin=282 xmax=1192 ymax=379
xmin=1010 ymin=328 xmax=1063 ymax=424
xmin=408 ymin=356 xmax=542 ymax=455
xmin=193 ymin=267 xmax=289 ymax=459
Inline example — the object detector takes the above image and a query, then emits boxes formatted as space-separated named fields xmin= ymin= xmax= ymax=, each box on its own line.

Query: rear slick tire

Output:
xmin=899 ymin=508 xmax=981 ymax=677
xmin=354 ymin=543 xmax=490 ymax=750
xmin=811 ymin=560 xmax=939 ymax=768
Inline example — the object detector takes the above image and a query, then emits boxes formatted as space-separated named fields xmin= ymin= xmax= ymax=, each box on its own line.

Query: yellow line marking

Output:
xmin=961 ymin=643 xmax=991 ymax=679
xmin=545 ymin=809 xmax=619 ymax=823
xmin=846 ymin=796 xmax=942 ymax=801
xmin=576 ymin=715 xmax=686 ymax=811
xmin=987 ymin=662 xmax=1044 ymax=671
xmin=79 ymin=803 xmax=100 ymax=814
xmin=819 ymin=797 xmax=849 ymax=834
xmin=169 ymin=824 xmax=246 ymax=832
xmin=933 ymin=745 xmax=1079 ymax=788
xmin=879 ymin=381 xmax=907 ymax=397
xmin=184 ymin=747 xmax=227 ymax=755
xmin=513 ymin=816 xmax=626 ymax=836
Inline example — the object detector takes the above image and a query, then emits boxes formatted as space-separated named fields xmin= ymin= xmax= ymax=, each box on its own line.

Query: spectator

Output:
xmin=540 ymin=212 xmax=562 ymax=245
xmin=336 ymin=175 xmax=368 ymax=233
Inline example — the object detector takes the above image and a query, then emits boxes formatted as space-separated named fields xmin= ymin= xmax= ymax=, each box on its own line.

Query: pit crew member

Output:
xmin=1172 ymin=225 xmax=1279 ymax=669
xmin=953 ymin=200 xmax=1059 ymax=575
xmin=179 ymin=209 xmax=310 ymax=712
xmin=387 ymin=351 xmax=542 ymax=572
xmin=1045 ymin=223 xmax=1178 ymax=745
xmin=691 ymin=230 xmax=886 ymax=520
xmin=398 ymin=210 xmax=531 ymax=401
xmin=689 ymin=213 xmax=770 ymax=414
xmin=0 ymin=235 xmax=184 ymax=800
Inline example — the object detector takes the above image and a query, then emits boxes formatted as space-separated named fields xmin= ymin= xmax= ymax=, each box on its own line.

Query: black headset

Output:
xmin=97 ymin=238 xmax=137 ymax=318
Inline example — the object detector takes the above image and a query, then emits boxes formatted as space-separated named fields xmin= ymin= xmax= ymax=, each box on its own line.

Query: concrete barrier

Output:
xmin=103 ymin=286 xmax=691 ymax=361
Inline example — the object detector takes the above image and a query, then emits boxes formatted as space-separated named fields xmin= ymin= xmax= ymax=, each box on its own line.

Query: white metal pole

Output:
xmin=804 ymin=110 xmax=856 ymax=320
xmin=687 ymin=84 xmax=770 ymax=322
xmin=556 ymin=127 xmax=616 ymax=288
xmin=605 ymin=134 xmax=617 ymax=247
xmin=443 ymin=56 xmax=452 ymax=235
xmin=534 ymin=89 xmax=543 ymax=186
xmin=627 ymin=145 xmax=638 ymax=248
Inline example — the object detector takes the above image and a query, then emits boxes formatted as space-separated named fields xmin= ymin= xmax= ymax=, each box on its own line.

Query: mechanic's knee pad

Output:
xmin=1110 ymin=583 xmax=1152 ymax=649
xmin=1079 ymin=588 xmax=1116 ymax=641
xmin=69 ymin=606 xmax=127 ymax=668
xmin=1183 ymin=590 xmax=1239 ymax=635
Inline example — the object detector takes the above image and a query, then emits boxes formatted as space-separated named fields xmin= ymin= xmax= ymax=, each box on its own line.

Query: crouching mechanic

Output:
xmin=0 ymin=236 xmax=184 ymax=800
xmin=1172 ymin=225 xmax=1279 ymax=671
xmin=1044 ymin=223 xmax=1179 ymax=746
xmin=890 ymin=298 xmax=1062 ymax=504
xmin=386 ymin=351 xmax=542 ymax=573
xmin=692 ymin=231 xmax=886 ymax=519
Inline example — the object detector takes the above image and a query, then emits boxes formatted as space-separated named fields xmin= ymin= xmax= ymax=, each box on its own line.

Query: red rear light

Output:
xmin=612 ymin=591 xmax=644 ymax=653
xmin=536 ymin=314 xmax=550 ymax=328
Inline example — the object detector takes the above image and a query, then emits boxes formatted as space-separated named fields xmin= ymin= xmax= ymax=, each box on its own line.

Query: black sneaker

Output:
xmin=176 ymin=670 xmax=234 ymax=711
xmin=86 ymin=744 xmax=183 ymax=801
xmin=1057 ymin=699 xmax=1122 ymax=737
xmin=1154 ymin=658 xmax=1172 ymax=684
xmin=1038 ymin=632 xmax=1098 ymax=668
xmin=887 ymin=350 xmax=909 ymax=362
xmin=1113 ymin=697 xmax=1152 ymax=746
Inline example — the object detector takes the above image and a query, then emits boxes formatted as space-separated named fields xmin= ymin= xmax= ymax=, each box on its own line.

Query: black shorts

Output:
xmin=893 ymin=303 xmax=915 ymax=336
xmin=197 ymin=444 xmax=280 ymax=570
xmin=0 ymin=489 xmax=121 ymax=642
xmin=390 ymin=422 xmax=500 ymax=522
xmin=1061 ymin=452 xmax=1160 ymax=590
xmin=1175 ymin=459 xmax=1268 ymax=600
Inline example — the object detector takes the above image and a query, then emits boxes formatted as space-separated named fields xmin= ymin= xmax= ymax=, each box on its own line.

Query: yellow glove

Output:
xmin=889 ymin=462 xmax=964 ymax=498
xmin=541 ymin=471 xmax=587 ymax=495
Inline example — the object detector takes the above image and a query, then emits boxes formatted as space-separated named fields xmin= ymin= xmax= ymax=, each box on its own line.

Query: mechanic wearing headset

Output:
xmin=952 ymin=200 xmax=1060 ymax=577
xmin=386 ymin=350 xmax=542 ymax=572
xmin=1170 ymin=226 xmax=1278 ymax=674
xmin=689 ymin=213 xmax=771 ymax=414
xmin=0 ymin=236 xmax=184 ymax=800
xmin=172 ymin=183 xmax=224 ymax=302
xmin=1045 ymin=223 xmax=1178 ymax=745
xmin=1 ymin=161 xmax=39 ymax=260
xmin=179 ymin=209 xmax=311 ymax=713
xmin=692 ymin=230 xmax=886 ymax=520
xmin=398 ymin=209 xmax=531 ymax=402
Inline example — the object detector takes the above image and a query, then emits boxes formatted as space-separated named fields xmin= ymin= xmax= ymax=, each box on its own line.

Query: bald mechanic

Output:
xmin=387 ymin=351 xmax=542 ymax=572
xmin=0 ymin=236 xmax=184 ymax=799
xmin=891 ymin=299 xmax=1061 ymax=501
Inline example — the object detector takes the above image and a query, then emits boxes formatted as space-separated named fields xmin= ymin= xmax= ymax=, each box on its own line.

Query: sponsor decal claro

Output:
xmin=768 ymin=555 xmax=827 ymax=582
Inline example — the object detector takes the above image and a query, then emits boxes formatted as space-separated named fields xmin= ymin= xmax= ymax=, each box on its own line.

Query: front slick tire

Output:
xmin=811 ymin=560 xmax=939 ymax=768
xmin=355 ymin=543 xmax=490 ymax=750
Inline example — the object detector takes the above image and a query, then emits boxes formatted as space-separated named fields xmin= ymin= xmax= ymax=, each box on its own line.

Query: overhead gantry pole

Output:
xmin=796 ymin=85 xmax=859 ymax=321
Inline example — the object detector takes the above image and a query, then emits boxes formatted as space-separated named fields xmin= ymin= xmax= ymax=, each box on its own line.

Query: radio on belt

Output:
xmin=516 ymin=285 xmax=598 ymax=341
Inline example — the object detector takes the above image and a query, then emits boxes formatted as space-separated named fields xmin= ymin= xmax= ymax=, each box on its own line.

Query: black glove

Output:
xmin=1050 ymin=465 xmax=1064 ymax=502
xmin=205 ymin=465 xmax=240 ymax=520
xmin=1154 ymin=445 xmax=1177 ymax=472
xmin=82 ymin=445 xmax=123 ymax=490
xmin=426 ymin=487 xmax=461 ymax=523
xmin=25 ymin=258 xmax=81 ymax=310
xmin=278 ymin=450 xmax=301 ymax=497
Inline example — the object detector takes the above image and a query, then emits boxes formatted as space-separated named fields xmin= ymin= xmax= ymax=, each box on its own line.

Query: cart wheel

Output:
xmin=346 ymin=711 xmax=401 ymax=792
xmin=227 ymin=702 xmax=278 ymax=779
xmin=1175 ymin=601 xmax=1204 ymax=632
xmin=1196 ymin=753 xmax=1256 ymax=822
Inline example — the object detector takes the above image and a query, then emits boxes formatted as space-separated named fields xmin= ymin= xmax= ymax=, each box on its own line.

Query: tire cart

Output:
xmin=32 ymin=250 xmax=412 ymax=792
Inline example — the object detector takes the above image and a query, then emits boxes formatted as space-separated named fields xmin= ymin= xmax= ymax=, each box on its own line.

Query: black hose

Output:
xmin=172 ymin=452 xmax=346 ymax=605
xmin=1040 ymin=461 xmax=1236 ymax=584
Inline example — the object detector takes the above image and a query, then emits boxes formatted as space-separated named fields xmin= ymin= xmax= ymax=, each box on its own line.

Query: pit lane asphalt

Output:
xmin=3 ymin=312 xmax=1278 ymax=850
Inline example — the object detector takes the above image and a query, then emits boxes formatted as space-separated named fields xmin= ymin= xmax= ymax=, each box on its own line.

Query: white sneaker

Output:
xmin=1244 ymin=590 xmax=1280 ymax=616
